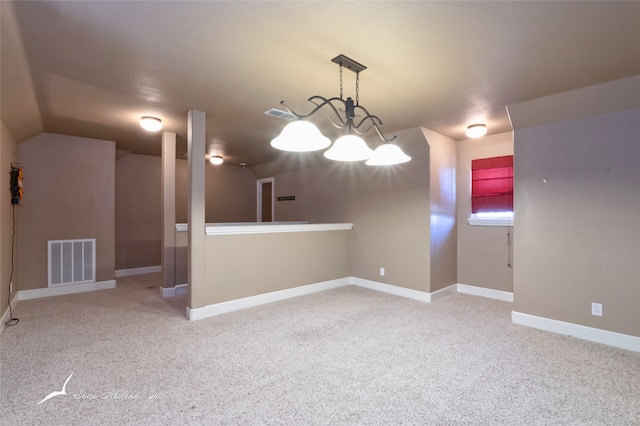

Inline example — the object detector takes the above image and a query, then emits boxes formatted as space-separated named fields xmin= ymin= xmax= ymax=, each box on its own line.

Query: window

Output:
xmin=469 ymin=155 xmax=513 ymax=226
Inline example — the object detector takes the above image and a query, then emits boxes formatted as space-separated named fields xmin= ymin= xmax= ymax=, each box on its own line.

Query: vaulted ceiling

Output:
xmin=2 ymin=1 xmax=639 ymax=171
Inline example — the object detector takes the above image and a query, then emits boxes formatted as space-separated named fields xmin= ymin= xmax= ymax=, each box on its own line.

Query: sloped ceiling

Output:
xmin=2 ymin=1 xmax=639 ymax=171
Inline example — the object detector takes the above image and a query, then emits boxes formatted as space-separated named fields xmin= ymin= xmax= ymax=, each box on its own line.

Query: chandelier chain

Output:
xmin=339 ymin=63 xmax=343 ymax=100
xmin=356 ymin=72 xmax=360 ymax=105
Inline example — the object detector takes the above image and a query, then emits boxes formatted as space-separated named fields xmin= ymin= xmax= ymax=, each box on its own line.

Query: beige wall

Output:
xmin=456 ymin=132 xmax=514 ymax=292
xmin=349 ymin=132 xmax=431 ymax=292
xmin=1 ymin=121 xmax=18 ymax=315
xmin=116 ymin=154 xmax=162 ymax=270
xmin=513 ymin=108 xmax=640 ymax=337
xmin=199 ymin=230 xmax=351 ymax=308
xmin=115 ymin=155 xmax=257 ymax=271
xmin=175 ymin=159 xmax=257 ymax=224
xmin=272 ymin=162 xmax=353 ymax=224
xmin=17 ymin=133 xmax=115 ymax=289
xmin=423 ymin=128 xmax=457 ymax=292
xmin=273 ymin=127 xmax=436 ymax=293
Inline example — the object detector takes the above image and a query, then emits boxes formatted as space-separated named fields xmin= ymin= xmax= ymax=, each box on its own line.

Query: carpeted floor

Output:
xmin=1 ymin=273 xmax=639 ymax=425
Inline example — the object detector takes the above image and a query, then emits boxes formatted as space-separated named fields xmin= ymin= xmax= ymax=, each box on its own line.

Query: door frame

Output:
xmin=256 ymin=177 xmax=275 ymax=222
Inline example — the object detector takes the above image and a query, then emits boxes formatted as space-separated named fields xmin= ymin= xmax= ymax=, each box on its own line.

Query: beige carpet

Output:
xmin=1 ymin=273 xmax=639 ymax=425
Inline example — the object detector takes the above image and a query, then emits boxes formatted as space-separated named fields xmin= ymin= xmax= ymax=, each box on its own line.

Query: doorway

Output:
xmin=257 ymin=177 xmax=274 ymax=222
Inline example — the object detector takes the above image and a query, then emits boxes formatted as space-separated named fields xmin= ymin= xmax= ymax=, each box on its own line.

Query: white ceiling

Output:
xmin=2 ymin=1 xmax=639 ymax=170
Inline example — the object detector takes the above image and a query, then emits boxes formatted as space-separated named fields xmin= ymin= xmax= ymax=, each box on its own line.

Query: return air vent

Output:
xmin=264 ymin=108 xmax=296 ymax=120
xmin=48 ymin=239 xmax=96 ymax=287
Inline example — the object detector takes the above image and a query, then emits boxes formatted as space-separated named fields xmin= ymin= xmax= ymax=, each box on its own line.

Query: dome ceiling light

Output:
xmin=209 ymin=155 xmax=224 ymax=165
xmin=140 ymin=116 xmax=163 ymax=132
xmin=466 ymin=124 xmax=487 ymax=138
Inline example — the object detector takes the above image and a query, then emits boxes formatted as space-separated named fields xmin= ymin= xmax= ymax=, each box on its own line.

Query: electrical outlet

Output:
xmin=591 ymin=302 xmax=603 ymax=317
xmin=379 ymin=267 xmax=385 ymax=276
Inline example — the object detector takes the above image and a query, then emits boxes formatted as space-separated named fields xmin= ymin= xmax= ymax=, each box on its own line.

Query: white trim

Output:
xmin=430 ymin=284 xmax=459 ymax=302
xmin=161 ymin=283 xmax=188 ymax=298
xmin=468 ymin=216 xmax=514 ymax=226
xmin=457 ymin=283 xmax=514 ymax=302
xmin=186 ymin=278 xmax=494 ymax=320
xmin=176 ymin=223 xmax=188 ymax=232
xmin=211 ymin=221 xmax=309 ymax=226
xmin=205 ymin=223 xmax=353 ymax=236
xmin=0 ymin=292 xmax=19 ymax=335
xmin=187 ymin=278 xmax=350 ymax=321
xmin=350 ymin=277 xmax=434 ymax=302
xmin=512 ymin=311 xmax=640 ymax=353
xmin=115 ymin=265 xmax=162 ymax=277
xmin=18 ymin=280 xmax=116 ymax=301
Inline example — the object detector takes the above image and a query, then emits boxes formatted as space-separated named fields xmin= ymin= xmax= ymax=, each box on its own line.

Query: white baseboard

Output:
xmin=351 ymin=280 xmax=511 ymax=303
xmin=0 ymin=292 xmax=20 ymax=335
xmin=350 ymin=277 xmax=458 ymax=303
xmin=115 ymin=265 xmax=161 ymax=278
xmin=512 ymin=311 xmax=640 ymax=353
xmin=187 ymin=277 xmax=350 ymax=321
xmin=18 ymin=280 xmax=116 ymax=301
xmin=431 ymin=284 xmax=459 ymax=302
xmin=161 ymin=283 xmax=188 ymax=298
xmin=457 ymin=283 xmax=514 ymax=302
xmin=350 ymin=277 xmax=431 ymax=302
xmin=187 ymin=278 xmax=495 ymax=321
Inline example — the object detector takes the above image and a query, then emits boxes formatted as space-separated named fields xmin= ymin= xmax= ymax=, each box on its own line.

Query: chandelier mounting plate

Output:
xmin=331 ymin=54 xmax=367 ymax=73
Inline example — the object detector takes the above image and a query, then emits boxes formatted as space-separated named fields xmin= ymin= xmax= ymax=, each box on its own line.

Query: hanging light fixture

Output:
xmin=270 ymin=120 xmax=330 ymax=152
xmin=366 ymin=143 xmax=411 ymax=166
xmin=324 ymin=134 xmax=373 ymax=161
xmin=270 ymin=54 xmax=410 ymax=165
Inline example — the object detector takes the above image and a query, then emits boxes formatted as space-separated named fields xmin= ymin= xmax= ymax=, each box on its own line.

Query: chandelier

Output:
xmin=270 ymin=54 xmax=411 ymax=165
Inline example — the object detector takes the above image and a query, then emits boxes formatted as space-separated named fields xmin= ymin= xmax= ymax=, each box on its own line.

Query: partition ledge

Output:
xmin=205 ymin=223 xmax=353 ymax=236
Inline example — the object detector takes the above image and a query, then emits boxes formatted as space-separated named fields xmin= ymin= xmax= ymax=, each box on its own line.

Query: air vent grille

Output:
xmin=48 ymin=239 xmax=96 ymax=287
xmin=264 ymin=108 xmax=296 ymax=120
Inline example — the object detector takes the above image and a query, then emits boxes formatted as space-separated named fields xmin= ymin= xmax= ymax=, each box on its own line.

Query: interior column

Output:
xmin=161 ymin=131 xmax=176 ymax=295
xmin=187 ymin=110 xmax=206 ymax=314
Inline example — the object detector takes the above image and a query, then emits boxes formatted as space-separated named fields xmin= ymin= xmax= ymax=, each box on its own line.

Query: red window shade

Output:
xmin=471 ymin=155 xmax=513 ymax=214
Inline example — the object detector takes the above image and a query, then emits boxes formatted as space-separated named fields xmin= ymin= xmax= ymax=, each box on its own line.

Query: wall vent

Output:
xmin=48 ymin=239 xmax=96 ymax=287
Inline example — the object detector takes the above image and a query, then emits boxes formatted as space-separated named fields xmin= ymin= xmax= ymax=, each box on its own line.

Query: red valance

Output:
xmin=471 ymin=155 xmax=513 ymax=214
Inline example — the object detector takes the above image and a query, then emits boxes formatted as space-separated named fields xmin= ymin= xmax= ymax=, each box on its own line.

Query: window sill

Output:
xmin=468 ymin=216 xmax=514 ymax=227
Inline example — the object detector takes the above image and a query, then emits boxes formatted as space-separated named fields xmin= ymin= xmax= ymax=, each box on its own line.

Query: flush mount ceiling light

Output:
xmin=140 ymin=116 xmax=162 ymax=132
xmin=209 ymin=155 xmax=224 ymax=165
xmin=270 ymin=54 xmax=410 ymax=166
xmin=466 ymin=124 xmax=487 ymax=138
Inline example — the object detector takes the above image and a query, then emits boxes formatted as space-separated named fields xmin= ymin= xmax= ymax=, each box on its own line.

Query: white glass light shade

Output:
xmin=270 ymin=121 xmax=331 ymax=152
xmin=323 ymin=135 xmax=373 ymax=161
xmin=209 ymin=155 xmax=223 ymax=165
xmin=140 ymin=116 xmax=162 ymax=132
xmin=366 ymin=143 xmax=411 ymax=166
xmin=466 ymin=124 xmax=487 ymax=138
